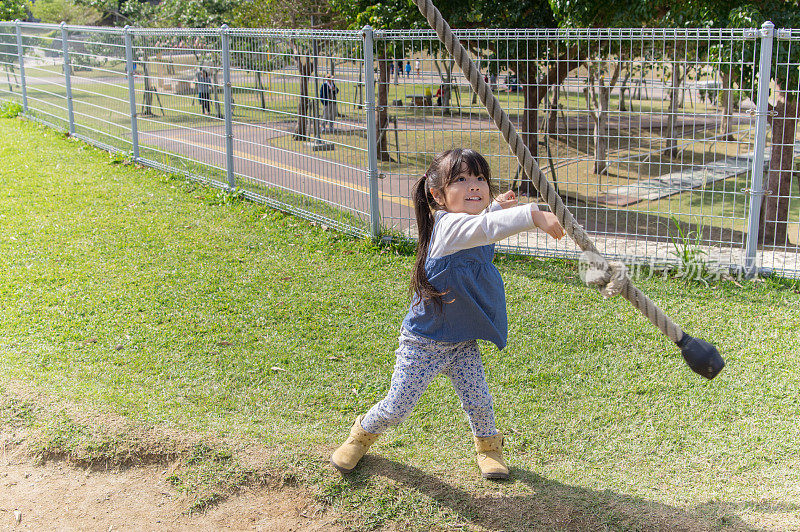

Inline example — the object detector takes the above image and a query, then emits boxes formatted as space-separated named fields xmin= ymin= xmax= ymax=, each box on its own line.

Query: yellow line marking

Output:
xmin=191 ymin=140 xmax=412 ymax=208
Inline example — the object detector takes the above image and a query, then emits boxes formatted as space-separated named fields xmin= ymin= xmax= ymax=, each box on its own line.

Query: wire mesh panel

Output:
xmin=226 ymin=28 xmax=371 ymax=235
xmin=127 ymin=28 xmax=228 ymax=186
xmin=63 ymin=26 xmax=131 ymax=152
xmin=757 ymin=29 xmax=800 ymax=276
xmin=0 ymin=23 xmax=22 ymax=105
xmin=374 ymin=28 xmax=761 ymax=273
xmin=2 ymin=23 xmax=800 ymax=277
xmin=16 ymin=23 xmax=71 ymax=130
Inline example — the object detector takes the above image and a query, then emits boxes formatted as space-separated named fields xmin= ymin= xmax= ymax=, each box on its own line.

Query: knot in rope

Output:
xmin=579 ymin=251 xmax=629 ymax=298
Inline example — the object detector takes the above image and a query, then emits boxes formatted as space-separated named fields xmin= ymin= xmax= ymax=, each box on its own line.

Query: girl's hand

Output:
xmin=495 ymin=190 xmax=518 ymax=209
xmin=532 ymin=210 xmax=567 ymax=240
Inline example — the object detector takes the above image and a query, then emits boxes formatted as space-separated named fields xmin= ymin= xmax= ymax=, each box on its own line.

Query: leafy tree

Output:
xmin=462 ymin=0 xmax=560 ymax=192
xmin=735 ymin=2 xmax=800 ymax=246
xmin=1 ymin=0 xmax=26 ymax=20
xmin=330 ymin=0 xmax=561 ymax=170
xmin=28 ymin=0 xmax=102 ymax=25
xmin=330 ymin=0 xmax=434 ymax=161
xmin=2 ymin=0 xmax=26 ymax=96
xmin=230 ymin=0 xmax=339 ymax=140
xmin=232 ymin=0 xmax=339 ymax=29
xmin=72 ymin=0 xmax=156 ymax=26
xmin=548 ymin=0 xmax=660 ymax=176
xmin=656 ymin=1 xmax=800 ymax=245
xmin=154 ymin=0 xmax=237 ymax=28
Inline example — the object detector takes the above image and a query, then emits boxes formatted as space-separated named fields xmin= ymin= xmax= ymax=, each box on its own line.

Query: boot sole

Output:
xmin=482 ymin=471 xmax=509 ymax=480
xmin=330 ymin=459 xmax=355 ymax=474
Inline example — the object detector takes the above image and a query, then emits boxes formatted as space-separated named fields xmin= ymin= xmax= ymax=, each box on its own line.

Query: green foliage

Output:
xmin=0 ymin=0 xmax=26 ymax=21
xmin=330 ymin=0 xmax=423 ymax=30
xmin=658 ymin=1 xmax=800 ymax=99
xmin=72 ymin=0 xmax=156 ymax=26
xmin=28 ymin=0 xmax=102 ymax=24
xmin=669 ymin=216 xmax=711 ymax=285
xmin=231 ymin=0 xmax=337 ymax=29
xmin=0 ymin=100 xmax=22 ymax=118
xmin=155 ymin=0 xmax=237 ymax=28
xmin=548 ymin=0 xmax=656 ymax=27
xmin=472 ymin=0 xmax=554 ymax=28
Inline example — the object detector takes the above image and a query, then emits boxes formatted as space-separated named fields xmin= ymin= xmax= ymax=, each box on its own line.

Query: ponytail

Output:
xmin=409 ymin=174 xmax=448 ymax=308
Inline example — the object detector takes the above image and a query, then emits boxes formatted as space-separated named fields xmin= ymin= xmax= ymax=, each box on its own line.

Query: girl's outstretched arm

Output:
xmin=430 ymin=203 xmax=541 ymax=257
xmin=495 ymin=191 xmax=565 ymax=240
xmin=532 ymin=210 xmax=566 ymax=240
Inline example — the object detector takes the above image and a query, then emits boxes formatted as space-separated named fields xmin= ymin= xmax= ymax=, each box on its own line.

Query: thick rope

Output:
xmin=412 ymin=0 xmax=684 ymax=343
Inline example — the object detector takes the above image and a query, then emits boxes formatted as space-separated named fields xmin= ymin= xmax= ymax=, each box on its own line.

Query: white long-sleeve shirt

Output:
xmin=428 ymin=202 xmax=539 ymax=259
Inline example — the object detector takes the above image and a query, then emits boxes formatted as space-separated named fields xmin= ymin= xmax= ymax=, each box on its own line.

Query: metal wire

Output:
xmin=1 ymin=22 xmax=798 ymax=278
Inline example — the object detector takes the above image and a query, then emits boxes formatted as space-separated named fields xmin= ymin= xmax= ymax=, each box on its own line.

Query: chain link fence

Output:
xmin=2 ymin=22 xmax=799 ymax=277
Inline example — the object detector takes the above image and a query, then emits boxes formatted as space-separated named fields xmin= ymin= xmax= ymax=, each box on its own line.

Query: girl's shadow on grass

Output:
xmin=345 ymin=455 xmax=763 ymax=531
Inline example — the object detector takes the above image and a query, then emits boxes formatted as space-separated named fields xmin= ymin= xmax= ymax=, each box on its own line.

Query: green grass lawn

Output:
xmin=2 ymin=115 xmax=800 ymax=530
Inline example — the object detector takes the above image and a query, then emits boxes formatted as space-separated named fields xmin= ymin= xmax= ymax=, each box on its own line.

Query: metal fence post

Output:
xmin=221 ymin=24 xmax=236 ymax=191
xmin=60 ymin=22 xmax=75 ymax=135
xmin=14 ymin=20 xmax=27 ymax=113
xmin=362 ymin=26 xmax=381 ymax=239
xmin=743 ymin=21 xmax=775 ymax=277
xmin=123 ymin=26 xmax=139 ymax=161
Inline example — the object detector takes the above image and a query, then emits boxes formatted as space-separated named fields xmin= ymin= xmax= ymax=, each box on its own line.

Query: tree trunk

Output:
xmin=719 ymin=70 xmax=734 ymax=141
xmin=586 ymin=62 xmax=619 ymax=176
xmin=294 ymin=56 xmax=312 ymax=139
xmin=619 ymin=69 xmax=631 ymax=112
xmin=140 ymin=59 xmax=155 ymax=117
xmin=4 ymin=64 xmax=17 ymax=92
xmin=355 ymin=62 xmax=364 ymax=107
xmin=760 ymin=96 xmax=799 ymax=245
xmin=516 ymin=60 xmax=540 ymax=196
xmin=511 ymin=44 xmax=585 ymax=195
xmin=442 ymin=84 xmax=452 ymax=110
xmin=255 ymin=71 xmax=266 ymax=110
xmin=212 ymin=68 xmax=222 ymax=118
xmin=451 ymin=60 xmax=462 ymax=111
xmin=665 ymin=61 xmax=684 ymax=157
xmin=433 ymin=59 xmax=452 ymax=113
xmin=471 ymin=54 xmax=482 ymax=105
xmin=593 ymin=83 xmax=612 ymax=175
xmin=376 ymin=53 xmax=391 ymax=162
xmin=547 ymin=85 xmax=559 ymax=135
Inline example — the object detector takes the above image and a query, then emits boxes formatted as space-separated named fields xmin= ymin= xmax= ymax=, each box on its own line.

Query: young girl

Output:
xmin=331 ymin=148 xmax=565 ymax=479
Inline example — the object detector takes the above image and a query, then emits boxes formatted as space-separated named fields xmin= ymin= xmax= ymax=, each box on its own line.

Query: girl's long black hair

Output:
xmin=410 ymin=148 xmax=496 ymax=307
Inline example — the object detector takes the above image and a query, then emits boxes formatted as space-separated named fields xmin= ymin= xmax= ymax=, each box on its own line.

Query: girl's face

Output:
xmin=431 ymin=164 xmax=491 ymax=215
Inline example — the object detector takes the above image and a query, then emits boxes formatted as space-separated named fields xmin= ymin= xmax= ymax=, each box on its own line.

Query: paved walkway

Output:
xmin=599 ymin=141 xmax=800 ymax=207
xmin=136 ymin=118 xmax=799 ymax=277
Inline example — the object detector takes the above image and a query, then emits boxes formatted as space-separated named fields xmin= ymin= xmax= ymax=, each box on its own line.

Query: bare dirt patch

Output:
xmin=0 ymin=449 xmax=341 ymax=531
xmin=0 ymin=381 xmax=343 ymax=531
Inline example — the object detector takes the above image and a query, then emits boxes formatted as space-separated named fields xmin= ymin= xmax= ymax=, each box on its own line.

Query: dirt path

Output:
xmin=0 ymin=450 xmax=341 ymax=531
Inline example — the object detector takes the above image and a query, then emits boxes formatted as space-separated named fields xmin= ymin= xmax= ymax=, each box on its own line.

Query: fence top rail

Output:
xmin=2 ymin=22 xmax=796 ymax=42
xmin=13 ymin=21 xmax=124 ymax=35
xmin=377 ymin=27 xmax=756 ymax=41
xmin=227 ymin=27 xmax=365 ymax=41
xmin=778 ymin=28 xmax=800 ymax=41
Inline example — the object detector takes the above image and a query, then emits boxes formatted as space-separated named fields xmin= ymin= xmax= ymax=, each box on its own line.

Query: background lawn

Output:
xmin=1 ymin=115 xmax=799 ymax=531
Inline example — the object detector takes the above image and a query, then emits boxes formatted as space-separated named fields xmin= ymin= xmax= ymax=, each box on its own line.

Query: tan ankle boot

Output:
xmin=330 ymin=415 xmax=380 ymax=473
xmin=474 ymin=433 xmax=509 ymax=480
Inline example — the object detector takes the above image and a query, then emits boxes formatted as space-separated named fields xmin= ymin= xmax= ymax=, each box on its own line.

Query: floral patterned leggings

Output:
xmin=360 ymin=328 xmax=498 ymax=437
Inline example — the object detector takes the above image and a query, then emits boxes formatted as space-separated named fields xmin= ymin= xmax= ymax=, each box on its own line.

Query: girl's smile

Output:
xmin=431 ymin=167 xmax=491 ymax=215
